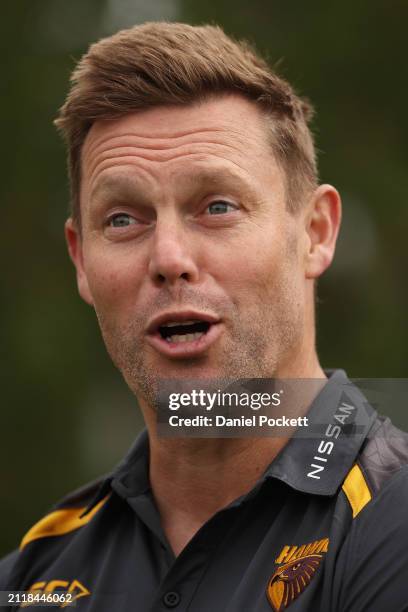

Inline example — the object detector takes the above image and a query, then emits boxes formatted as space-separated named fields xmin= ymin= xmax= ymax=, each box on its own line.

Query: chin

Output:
xmin=156 ymin=359 xmax=223 ymax=381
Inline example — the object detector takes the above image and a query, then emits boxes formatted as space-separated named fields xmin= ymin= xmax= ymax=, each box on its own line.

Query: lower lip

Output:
xmin=146 ymin=323 xmax=222 ymax=358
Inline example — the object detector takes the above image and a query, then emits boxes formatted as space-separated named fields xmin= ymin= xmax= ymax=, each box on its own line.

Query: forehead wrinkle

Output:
xmin=90 ymin=150 xmax=256 ymax=190
xmin=83 ymin=120 xmax=264 ymax=171
xmin=83 ymin=124 xmax=253 ymax=167
xmin=84 ymin=126 xmax=232 ymax=160
xmin=181 ymin=153 xmax=259 ymax=187
xmin=87 ymin=159 xmax=160 ymax=202
xmin=87 ymin=139 xmax=234 ymax=168
xmin=89 ymin=142 xmax=250 ymax=176
xmin=86 ymin=138 xmax=251 ymax=184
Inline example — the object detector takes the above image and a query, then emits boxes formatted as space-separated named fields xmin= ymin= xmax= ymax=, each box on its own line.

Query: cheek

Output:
xmin=208 ymin=224 xmax=303 ymax=309
xmin=83 ymin=246 xmax=146 ymax=316
xmin=210 ymin=234 xmax=284 ymax=291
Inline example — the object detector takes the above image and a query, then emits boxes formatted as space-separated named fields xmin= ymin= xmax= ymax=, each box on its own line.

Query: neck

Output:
xmin=148 ymin=433 xmax=287 ymax=556
xmin=139 ymin=352 xmax=326 ymax=556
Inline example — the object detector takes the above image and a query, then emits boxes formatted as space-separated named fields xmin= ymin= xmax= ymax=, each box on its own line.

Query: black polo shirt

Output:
xmin=2 ymin=370 xmax=408 ymax=611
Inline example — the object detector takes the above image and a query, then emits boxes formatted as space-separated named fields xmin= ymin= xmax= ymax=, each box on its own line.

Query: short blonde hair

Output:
xmin=55 ymin=22 xmax=317 ymax=224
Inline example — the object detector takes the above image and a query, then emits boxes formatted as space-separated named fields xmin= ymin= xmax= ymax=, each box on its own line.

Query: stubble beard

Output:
xmin=95 ymin=282 xmax=303 ymax=411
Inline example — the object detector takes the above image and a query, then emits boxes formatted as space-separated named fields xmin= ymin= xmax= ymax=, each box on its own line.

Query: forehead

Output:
xmin=83 ymin=94 xmax=270 ymax=156
xmin=80 ymin=94 xmax=283 ymax=202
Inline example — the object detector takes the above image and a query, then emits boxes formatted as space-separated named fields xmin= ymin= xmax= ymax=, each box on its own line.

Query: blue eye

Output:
xmin=109 ymin=213 xmax=137 ymax=227
xmin=206 ymin=201 xmax=236 ymax=215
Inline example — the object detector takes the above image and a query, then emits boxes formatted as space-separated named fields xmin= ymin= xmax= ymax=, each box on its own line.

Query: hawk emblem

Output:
xmin=266 ymin=554 xmax=322 ymax=611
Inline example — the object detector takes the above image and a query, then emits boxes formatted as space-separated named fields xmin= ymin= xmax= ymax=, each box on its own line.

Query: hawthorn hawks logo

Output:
xmin=267 ymin=538 xmax=329 ymax=611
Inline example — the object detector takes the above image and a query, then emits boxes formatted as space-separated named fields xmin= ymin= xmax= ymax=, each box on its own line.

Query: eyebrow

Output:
xmin=89 ymin=167 xmax=257 ymax=204
xmin=90 ymin=174 xmax=152 ymax=205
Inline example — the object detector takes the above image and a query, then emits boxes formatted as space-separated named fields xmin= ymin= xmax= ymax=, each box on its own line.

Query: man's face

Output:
xmin=70 ymin=95 xmax=313 ymax=404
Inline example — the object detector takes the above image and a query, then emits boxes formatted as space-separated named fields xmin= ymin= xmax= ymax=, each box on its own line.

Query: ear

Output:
xmin=65 ymin=218 xmax=94 ymax=306
xmin=304 ymin=184 xmax=342 ymax=279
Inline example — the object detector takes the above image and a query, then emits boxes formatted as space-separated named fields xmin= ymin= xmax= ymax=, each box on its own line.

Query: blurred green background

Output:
xmin=1 ymin=0 xmax=407 ymax=556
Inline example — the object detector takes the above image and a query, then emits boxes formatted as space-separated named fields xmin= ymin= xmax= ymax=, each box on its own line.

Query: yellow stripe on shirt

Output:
xmin=342 ymin=464 xmax=371 ymax=518
xmin=20 ymin=495 xmax=110 ymax=550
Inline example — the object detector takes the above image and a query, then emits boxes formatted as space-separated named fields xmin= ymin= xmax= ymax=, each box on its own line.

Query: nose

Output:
xmin=148 ymin=219 xmax=200 ymax=286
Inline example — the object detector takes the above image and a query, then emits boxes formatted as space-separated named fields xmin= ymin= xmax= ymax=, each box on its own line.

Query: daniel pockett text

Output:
xmin=168 ymin=413 xmax=308 ymax=428
xmin=156 ymin=379 xmax=322 ymax=437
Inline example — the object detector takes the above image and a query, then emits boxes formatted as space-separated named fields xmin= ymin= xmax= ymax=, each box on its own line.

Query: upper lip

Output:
xmin=146 ymin=310 xmax=220 ymax=334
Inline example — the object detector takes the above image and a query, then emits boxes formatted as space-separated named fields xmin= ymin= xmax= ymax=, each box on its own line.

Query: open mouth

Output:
xmin=146 ymin=311 xmax=222 ymax=357
xmin=159 ymin=320 xmax=211 ymax=344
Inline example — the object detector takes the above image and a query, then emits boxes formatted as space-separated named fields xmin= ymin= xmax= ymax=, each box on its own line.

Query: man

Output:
xmin=1 ymin=22 xmax=408 ymax=612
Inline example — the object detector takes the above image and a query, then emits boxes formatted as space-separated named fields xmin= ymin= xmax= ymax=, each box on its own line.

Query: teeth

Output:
xmin=165 ymin=320 xmax=200 ymax=327
xmin=165 ymin=332 xmax=204 ymax=343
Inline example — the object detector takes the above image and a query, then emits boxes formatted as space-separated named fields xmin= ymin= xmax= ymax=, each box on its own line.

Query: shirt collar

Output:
xmin=84 ymin=369 xmax=377 ymax=514
xmin=264 ymin=369 xmax=377 ymax=495
xmin=82 ymin=429 xmax=150 ymax=515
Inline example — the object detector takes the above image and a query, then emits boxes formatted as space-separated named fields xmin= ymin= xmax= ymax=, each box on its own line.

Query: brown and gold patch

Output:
xmin=267 ymin=538 xmax=329 ymax=611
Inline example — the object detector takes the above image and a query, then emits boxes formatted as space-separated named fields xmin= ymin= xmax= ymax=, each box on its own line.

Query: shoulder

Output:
xmin=20 ymin=476 xmax=111 ymax=550
xmin=358 ymin=414 xmax=408 ymax=494
xmin=343 ymin=414 xmax=408 ymax=542
xmin=2 ymin=476 xmax=110 ymax=589
xmin=341 ymin=414 xmax=408 ymax=519
xmin=3 ymin=432 xmax=147 ymax=590
xmin=335 ymin=416 xmax=408 ymax=611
